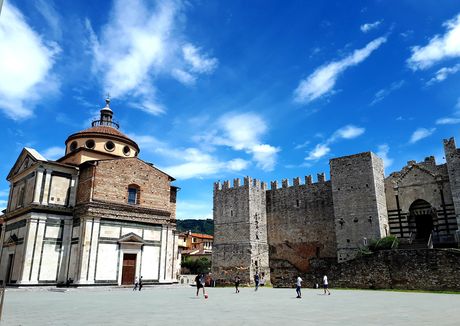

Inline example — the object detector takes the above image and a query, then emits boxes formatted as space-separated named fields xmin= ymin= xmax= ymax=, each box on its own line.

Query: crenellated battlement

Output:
xmin=268 ymin=173 xmax=328 ymax=190
xmin=215 ymin=173 xmax=329 ymax=192
xmin=214 ymin=177 xmax=267 ymax=192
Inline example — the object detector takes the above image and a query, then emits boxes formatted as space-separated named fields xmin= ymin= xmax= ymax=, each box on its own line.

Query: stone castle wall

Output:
xmin=330 ymin=152 xmax=389 ymax=262
xmin=444 ymin=138 xmax=460 ymax=232
xmin=292 ymin=249 xmax=460 ymax=291
xmin=266 ymin=174 xmax=337 ymax=285
xmin=212 ymin=178 xmax=270 ymax=285
xmin=213 ymin=139 xmax=460 ymax=289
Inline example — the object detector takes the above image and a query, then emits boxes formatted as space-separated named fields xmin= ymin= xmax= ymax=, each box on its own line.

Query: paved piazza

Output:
xmin=2 ymin=286 xmax=459 ymax=325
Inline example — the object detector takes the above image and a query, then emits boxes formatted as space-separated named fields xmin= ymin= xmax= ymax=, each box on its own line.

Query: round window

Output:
xmin=69 ymin=141 xmax=78 ymax=152
xmin=85 ymin=139 xmax=95 ymax=149
xmin=123 ymin=145 xmax=131 ymax=156
xmin=105 ymin=141 xmax=115 ymax=152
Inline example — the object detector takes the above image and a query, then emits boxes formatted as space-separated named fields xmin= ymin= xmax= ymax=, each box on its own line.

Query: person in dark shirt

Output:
xmin=235 ymin=276 xmax=241 ymax=293
xmin=254 ymin=273 xmax=260 ymax=291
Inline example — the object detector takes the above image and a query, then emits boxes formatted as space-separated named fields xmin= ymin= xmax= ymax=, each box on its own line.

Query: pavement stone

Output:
xmin=1 ymin=286 xmax=459 ymax=326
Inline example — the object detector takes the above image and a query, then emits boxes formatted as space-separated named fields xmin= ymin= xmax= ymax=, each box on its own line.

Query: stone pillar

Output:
xmin=40 ymin=169 xmax=53 ymax=205
xmin=159 ymin=225 xmax=168 ymax=282
xmin=28 ymin=216 xmax=47 ymax=282
xmin=0 ymin=220 xmax=5 ymax=282
xmin=68 ymin=175 xmax=78 ymax=207
xmin=75 ymin=218 xmax=100 ymax=284
xmin=32 ymin=168 xmax=44 ymax=204
xmin=57 ymin=219 xmax=73 ymax=283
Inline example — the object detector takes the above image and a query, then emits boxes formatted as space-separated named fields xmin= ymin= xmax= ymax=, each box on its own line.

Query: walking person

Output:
xmin=138 ymin=276 xmax=143 ymax=291
xmin=195 ymin=273 xmax=206 ymax=297
xmin=235 ymin=276 xmax=240 ymax=293
xmin=323 ymin=274 xmax=331 ymax=295
xmin=296 ymin=275 xmax=303 ymax=298
xmin=133 ymin=276 xmax=139 ymax=291
xmin=254 ymin=272 xmax=260 ymax=291
xmin=200 ymin=274 xmax=207 ymax=298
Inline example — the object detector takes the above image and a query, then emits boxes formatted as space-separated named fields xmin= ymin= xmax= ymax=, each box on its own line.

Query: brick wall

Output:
xmin=78 ymin=158 xmax=175 ymax=218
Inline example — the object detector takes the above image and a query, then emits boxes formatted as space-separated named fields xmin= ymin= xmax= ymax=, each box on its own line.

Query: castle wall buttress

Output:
xmin=330 ymin=152 xmax=389 ymax=262
xmin=212 ymin=177 xmax=270 ymax=285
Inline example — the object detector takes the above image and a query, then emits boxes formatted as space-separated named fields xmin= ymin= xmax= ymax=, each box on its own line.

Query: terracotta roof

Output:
xmin=66 ymin=126 xmax=139 ymax=151
xmin=190 ymin=233 xmax=214 ymax=240
xmin=73 ymin=126 xmax=130 ymax=138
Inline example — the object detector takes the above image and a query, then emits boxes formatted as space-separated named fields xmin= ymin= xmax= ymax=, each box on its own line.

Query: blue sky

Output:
xmin=1 ymin=0 xmax=460 ymax=218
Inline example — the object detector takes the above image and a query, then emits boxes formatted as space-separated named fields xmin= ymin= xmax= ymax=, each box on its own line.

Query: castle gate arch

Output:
xmin=408 ymin=199 xmax=436 ymax=240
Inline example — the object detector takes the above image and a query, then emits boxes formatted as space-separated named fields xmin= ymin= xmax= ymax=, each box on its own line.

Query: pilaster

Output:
xmin=57 ymin=219 xmax=73 ymax=283
xmin=40 ymin=169 xmax=53 ymax=205
xmin=32 ymin=168 xmax=44 ymax=204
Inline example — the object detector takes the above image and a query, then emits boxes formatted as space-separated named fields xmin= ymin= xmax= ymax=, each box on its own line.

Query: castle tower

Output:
xmin=212 ymin=177 xmax=270 ymax=285
xmin=330 ymin=152 xmax=389 ymax=262
xmin=443 ymin=138 xmax=460 ymax=238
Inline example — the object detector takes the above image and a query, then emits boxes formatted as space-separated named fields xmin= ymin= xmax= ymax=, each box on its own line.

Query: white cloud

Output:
xmin=35 ymin=0 xmax=62 ymax=39
xmin=204 ymin=112 xmax=279 ymax=171
xmin=376 ymin=144 xmax=393 ymax=168
xmin=360 ymin=21 xmax=382 ymax=33
xmin=305 ymin=125 xmax=365 ymax=161
xmin=0 ymin=200 xmax=7 ymax=213
xmin=227 ymin=158 xmax=250 ymax=171
xmin=370 ymin=80 xmax=405 ymax=105
xmin=436 ymin=117 xmax=460 ymax=125
xmin=129 ymin=133 xmax=250 ymax=179
xmin=212 ymin=112 xmax=267 ymax=150
xmin=0 ymin=3 xmax=60 ymax=120
xmin=294 ymin=37 xmax=387 ymax=104
xmin=161 ymin=148 xmax=249 ymax=180
xmin=435 ymin=97 xmax=460 ymax=125
xmin=426 ymin=64 xmax=460 ymax=85
xmin=182 ymin=43 xmax=218 ymax=74
xmin=305 ymin=143 xmax=330 ymax=161
xmin=41 ymin=146 xmax=65 ymax=160
xmin=331 ymin=125 xmax=365 ymax=140
xmin=409 ymin=128 xmax=436 ymax=144
xmin=294 ymin=140 xmax=310 ymax=150
xmin=251 ymin=144 xmax=279 ymax=171
xmin=171 ymin=68 xmax=196 ymax=86
xmin=408 ymin=13 xmax=460 ymax=70
xmin=88 ymin=0 xmax=218 ymax=114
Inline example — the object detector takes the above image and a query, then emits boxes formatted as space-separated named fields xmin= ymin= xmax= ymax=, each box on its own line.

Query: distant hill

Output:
xmin=176 ymin=219 xmax=214 ymax=235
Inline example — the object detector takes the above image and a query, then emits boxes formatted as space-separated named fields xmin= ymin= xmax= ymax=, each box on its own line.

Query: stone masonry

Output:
xmin=212 ymin=177 xmax=270 ymax=285
xmin=331 ymin=152 xmax=389 ymax=262
xmin=213 ymin=137 xmax=460 ymax=287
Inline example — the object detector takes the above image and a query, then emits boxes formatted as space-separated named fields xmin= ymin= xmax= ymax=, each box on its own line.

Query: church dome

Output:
xmin=63 ymin=98 xmax=140 ymax=159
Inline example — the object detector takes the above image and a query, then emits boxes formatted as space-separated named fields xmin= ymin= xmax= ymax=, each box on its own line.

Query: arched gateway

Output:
xmin=408 ymin=199 xmax=436 ymax=240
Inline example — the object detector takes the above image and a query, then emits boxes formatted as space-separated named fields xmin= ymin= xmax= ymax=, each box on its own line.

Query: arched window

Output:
xmin=127 ymin=184 xmax=140 ymax=204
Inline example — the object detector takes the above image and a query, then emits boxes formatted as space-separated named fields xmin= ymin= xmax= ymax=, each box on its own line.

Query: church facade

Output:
xmin=0 ymin=99 xmax=180 ymax=286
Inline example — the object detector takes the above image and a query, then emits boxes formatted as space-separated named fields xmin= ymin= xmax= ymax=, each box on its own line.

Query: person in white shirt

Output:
xmin=296 ymin=276 xmax=303 ymax=298
xmin=323 ymin=275 xmax=331 ymax=295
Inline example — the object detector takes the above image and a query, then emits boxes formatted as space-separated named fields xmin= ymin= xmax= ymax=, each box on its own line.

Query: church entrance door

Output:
xmin=121 ymin=254 xmax=136 ymax=285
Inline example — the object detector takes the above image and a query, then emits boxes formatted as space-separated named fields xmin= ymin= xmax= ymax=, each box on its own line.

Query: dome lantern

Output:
xmin=92 ymin=96 xmax=119 ymax=129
